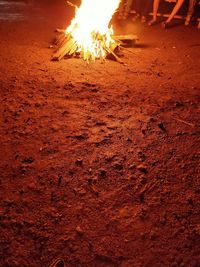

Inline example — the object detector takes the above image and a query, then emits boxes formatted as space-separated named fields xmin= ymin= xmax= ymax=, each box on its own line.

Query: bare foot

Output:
xmin=148 ymin=19 xmax=157 ymax=26
xmin=185 ymin=15 xmax=191 ymax=26
xmin=161 ymin=21 xmax=170 ymax=29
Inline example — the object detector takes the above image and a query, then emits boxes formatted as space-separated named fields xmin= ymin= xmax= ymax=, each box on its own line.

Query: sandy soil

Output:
xmin=0 ymin=1 xmax=200 ymax=267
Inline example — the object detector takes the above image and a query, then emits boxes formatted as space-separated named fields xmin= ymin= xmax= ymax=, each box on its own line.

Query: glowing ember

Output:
xmin=53 ymin=0 xmax=121 ymax=61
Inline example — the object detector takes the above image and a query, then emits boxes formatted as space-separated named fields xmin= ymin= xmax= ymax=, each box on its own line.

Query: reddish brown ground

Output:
xmin=0 ymin=2 xmax=200 ymax=267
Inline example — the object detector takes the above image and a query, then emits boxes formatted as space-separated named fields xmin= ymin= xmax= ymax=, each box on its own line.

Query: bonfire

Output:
xmin=52 ymin=0 xmax=137 ymax=62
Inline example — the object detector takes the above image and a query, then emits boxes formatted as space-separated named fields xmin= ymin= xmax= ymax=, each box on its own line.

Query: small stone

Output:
xmin=76 ymin=226 xmax=84 ymax=235
xmin=139 ymin=175 xmax=147 ymax=185
xmin=28 ymin=182 xmax=37 ymax=190
xmin=22 ymin=157 xmax=34 ymax=164
xmin=74 ymin=134 xmax=88 ymax=141
xmin=95 ymin=120 xmax=106 ymax=126
xmin=137 ymin=151 xmax=146 ymax=161
xmin=137 ymin=164 xmax=148 ymax=174
xmin=87 ymin=176 xmax=98 ymax=185
xmin=158 ymin=122 xmax=167 ymax=132
xmin=19 ymin=165 xmax=26 ymax=175
xmin=129 ymin=164 xmax=136 ymax=170
xmin=174 ymin=101 xmax=183 ymax=107
xmin=112 ymin=163 xmax=123 ymax=170
xmin=73 ymin=187 xmax=87 ymax=196
xmin=141 ymin=129 xmax=146 ymax=135
xmin=149 ymin=230 xmax=159 ymax=240
xmin=139 ymin=208 xmax=148 ymax=219
xmin=62 ymin=111 xmax=69 ymax=116
xmin=149 ymin=117 xmax=156 ymax=123
xmin=75 ymin=159 xmax=83 ymax=166
xmin=35 ymin=103 xmax=43 ymax=108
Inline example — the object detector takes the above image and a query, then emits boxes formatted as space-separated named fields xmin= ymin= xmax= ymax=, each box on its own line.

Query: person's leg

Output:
xmin=118 ymin=0 xmax=125 ymax=19
xmin=166 ymin=0 xmax=184 ymax=23
xmin=132 ymin=0 xmax=141 ymax=21
xmin=125 ymin=0 xmax=133 ymax=14
xmin=148 ymin=0 xmax=160 ymax=25
xmin=118 ymin=0 xmax=132 ymax=20
xmin=162 ymin=0 xmax=184 ymax=28
xmin=185 ymin=0 xmax=195 ymax=25
xmin=140 ymin=0 xmax=147 ymax=22
xmin=141 ymin=0 xmax=152 ymax=21
xmin=134 ymin=0 xmax=140 ymax=13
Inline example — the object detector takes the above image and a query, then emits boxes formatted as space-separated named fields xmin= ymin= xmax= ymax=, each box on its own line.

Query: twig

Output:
xmin=105 ymin=47 xmax=124 ymax=64
xmin=121 ymin=47 xmax=138 ymax=55
xmin=173 ymin=117 xmax=194 ymax=127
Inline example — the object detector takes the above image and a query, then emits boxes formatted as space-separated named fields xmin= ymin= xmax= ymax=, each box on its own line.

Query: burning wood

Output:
xmin=52 ymin=31 xmax=121 ymax=62
xmin=53 ymin=31 xmax=138 ymax=61
xmin=52 ymin=0 xmax=136 ymax=63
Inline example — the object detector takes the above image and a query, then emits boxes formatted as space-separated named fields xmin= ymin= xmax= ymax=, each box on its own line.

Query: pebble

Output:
xmin=75 ymin=159 xmax=83 ymax=166
xmin=137 ymin=164 xmax=148 ymax=174
xmin=76 ymin=226 xmax=84 ymax=236
xmin=129 ymin=164 xmax=136 ymax=170
xmin=158 ymin=122 xmax=167 ymax=132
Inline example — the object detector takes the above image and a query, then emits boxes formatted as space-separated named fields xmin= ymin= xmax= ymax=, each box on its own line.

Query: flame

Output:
xmin=65 ymin=0 xmax=121 ymax=60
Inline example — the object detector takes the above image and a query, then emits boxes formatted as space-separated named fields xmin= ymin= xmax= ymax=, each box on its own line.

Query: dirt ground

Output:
xmin=0 ymin=1 xmax=200 ymax=267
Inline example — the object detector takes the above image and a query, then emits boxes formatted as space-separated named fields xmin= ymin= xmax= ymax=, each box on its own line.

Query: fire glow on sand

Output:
xmin=52 ymin=0 xmax=122 ymax=62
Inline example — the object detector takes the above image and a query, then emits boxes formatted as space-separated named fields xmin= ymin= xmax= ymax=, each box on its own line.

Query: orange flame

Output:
xmin=66 ymin=0 xmax=121 ymax=60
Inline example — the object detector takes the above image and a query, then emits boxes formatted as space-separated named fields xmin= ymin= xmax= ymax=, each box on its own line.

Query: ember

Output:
xmin=52 ymin=0 xmax=122 ymax=62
